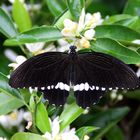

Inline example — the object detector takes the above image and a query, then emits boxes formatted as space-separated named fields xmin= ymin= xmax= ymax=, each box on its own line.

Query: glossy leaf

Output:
xmin=4 ymin=26 xmax=63 ymax=46
xmin=12 ymin=0 xmax=32 ymax=32
xmin=105 ymin=125 xmax=125 ymax=140
xmin=54 ymin=10 xmax=73 ymax=29
xmin=95 ymin=25 xmax=140 ymax=42
xmin=11 ymin=132 xmax=46 ymax=140
xmin=0 ymin=8 xmax=17 ymax=38
xmin=124 ymin=89 xmax=140 ymax=100
xmin=0 ymin=72 xmax=30 ymax=115
xmin=60 ymin=102 xmax=84 ymax=132
xmin=67 ymin=0 xmax=85 ymax=21
xmin=123 ymin=0 xmax=140 ymax=16
xmin=0 ymin=72 xmax=22 ymax=99
xmin=0 ymin=92 xmax=24 ymax=115
xmin=85 ymin=107 xmax=130 ymax=140
xmin=91 ymin=38 xmax=140 ymax=64
xmin=137 ymin=48 xmax=140 ymax=54
xmin=103 ymin=14 xmax=133 ymax=25
xmin=35 ymin=102 xmax=51 ymax=133
xmin=76 ymin=126 xmax=99 ymax=140
xmin=0 ymin=53 xmax=10 ymax=75
xmin=103 ymin=15 xmax=140 ymax=32
xmin=0 ymin=124 xmax=12 ymax=139
xmin=129 ymin=18 xmax=140 ymax=32
xmin=46 ymin=0 xmax=66 ymax=17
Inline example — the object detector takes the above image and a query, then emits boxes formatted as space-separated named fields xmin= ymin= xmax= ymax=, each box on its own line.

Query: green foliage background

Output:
xmin=0 ymin=0 xmax=140 ymax=140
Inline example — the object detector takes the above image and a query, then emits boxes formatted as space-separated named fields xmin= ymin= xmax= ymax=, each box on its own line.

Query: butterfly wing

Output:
xmin=73 ymin=51 xmax=139 ymax=107
xmin=74 ymin=51 xmax=139 ymax=90
xmin=9 ymin=52 xmax=70 ymax=105
xmin=74 ymin=90 xmax=105 ymax=108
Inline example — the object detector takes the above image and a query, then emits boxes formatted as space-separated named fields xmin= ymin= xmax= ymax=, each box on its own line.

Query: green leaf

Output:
xmin=105 ymin=125 xmax=125 ymax=140
xmin=0 ymin=72 xmax=22 ymax=99
xmin=0 ymin=124 xmax=11 ymax=138
xmin=124 ymin=89 xmax=140 ymax=100
xmin=0 ymin=8 xmax=17 ymax=38
xmin=0 ymin=72 xmax=30 ymax=115
xmin=86 ymin=107 xmax=130 ymax=140
xmin=54 ymin=10 xmax=73 ymax=29
xmin=11 ymin=132 xmax=46 ymax=140
xmin=103 ymin=14 xmax=133 ymax=25
xmin=123 ymin=0 xmax=140 ymax=16
xmin=4 ymin=26 xmax=63 ymax=46
xmin=35 ymin=102 xmax=51 ymax=133
xmin=137 ymin=47 xmax=140 ymax=54
xmin=95 ymin=25 xmax=140 ymax=42
xmin=91 ymin=38 xmax=140 ymax=64
xmin=129 ymin=18 xmax=140 ymax=32
xmin=103 ymin=14 xmax=140 ymax=32
xmin=60 ymin=102 xmax=84 ymax=132
xmin=0 ymin=92 xmax=24 ymax=115
xmin=67 ymin=0 xmax=85 ymax=21
xmin=76 ymin=126 xmax=99 ymax=140
xmin=12 ymin=0 xmax=32 ymax=32
xmin=0 ymin=53 xmax=10 ymax=75
xmin=46 ymin=0 xmax=66 ymax=17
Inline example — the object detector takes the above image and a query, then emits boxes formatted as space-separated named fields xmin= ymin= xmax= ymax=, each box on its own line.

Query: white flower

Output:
xmin=117 ymin=94 xmax=123 ymax=101
xmin=110 ymin=90 xmax=117 ymax=99
xmin=4 ymin=49 xmax=17 ymax=62
xmin=86 ymin=12 xmax=103 ymax=28
xmin=0 ymin=137 xmax=7 ymax=140
xmin=79 ymin=37 xmax=90 ymax=48
xmin=136 ymin=68 xmax=140 ymax=77
xmin=0 ymin=110 xmax=24 ymax=128
xmin=25 ymin=121 xmax=32 ymax=130
xmin=25 ymin=42 xmax=45 ymax=54
xmin=43 ymin=117 xmax=80 ymax=140
xmin=83 ymin=135 xmax=89 ymax=140
xmin=57 ymin=39 xmax=71 ymax=52
xmin=77 ymin=8 xmax=86 ymax=32
xmin=44 ymin=44 xmax=57 ymax=52
xmin=132 ymin=39 xmax=140 ymax=44
xmin=61 ymin=19 xmax=78 ymax=37
xmin=61 ymin=8 xmax=103 ymax=48
xmin=84 ymin=29 xmax=95 ymax=40
xmin=8 ymin=55 xmax=27 ymax=70
xmin=0 ymin=110 xmax=32 ymax=131
xmin=8 ymin=0 xmax=24 ymax=3
xmin=6 ymin=110 xmax=24 ymax=127
xmin=23 ymin=112 xmax=32 ymax=122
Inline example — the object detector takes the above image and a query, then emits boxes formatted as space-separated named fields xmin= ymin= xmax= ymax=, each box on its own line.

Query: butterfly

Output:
xmin=9 ymin=46 xmax=139 ymax=108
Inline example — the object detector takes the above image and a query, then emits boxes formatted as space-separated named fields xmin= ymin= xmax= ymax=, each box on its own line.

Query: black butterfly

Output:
xmin=9 ymin=46 xmax=139 ymax=108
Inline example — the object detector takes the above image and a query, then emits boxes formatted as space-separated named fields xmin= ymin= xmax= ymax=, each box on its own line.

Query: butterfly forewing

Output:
xmin=9 ymin=52 xmax=70 ymax=89
xmin=74 ymin=52 xmax=139 ymax=90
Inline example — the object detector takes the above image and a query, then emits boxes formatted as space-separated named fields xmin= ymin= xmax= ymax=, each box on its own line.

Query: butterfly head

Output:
xmin=69 ymin=46 xmax=77 ymax=53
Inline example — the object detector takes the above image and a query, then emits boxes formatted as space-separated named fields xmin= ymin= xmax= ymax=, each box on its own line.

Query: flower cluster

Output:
xmin=0 ymin=137 xmax=7 ymax=140
xmin=61 ymin=9 xmax=103 ymax=48
xmin=0 ymin=110 xmax=32 ymax=131
xmin=43 ymin=117 xmax=89 ymax=140
xmin=110 ymin=90 xmax=123 ymax=101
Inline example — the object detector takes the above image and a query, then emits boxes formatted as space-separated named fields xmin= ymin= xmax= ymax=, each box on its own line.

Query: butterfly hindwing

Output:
xmin=41 ymin=88 xmax=69 ymax=106
xmin=74 ymin=90 xmax=105 ymax=108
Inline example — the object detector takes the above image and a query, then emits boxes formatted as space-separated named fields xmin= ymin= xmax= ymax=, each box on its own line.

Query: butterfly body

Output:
xmin=9 ymin=46 xmax=139 ymax=108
